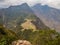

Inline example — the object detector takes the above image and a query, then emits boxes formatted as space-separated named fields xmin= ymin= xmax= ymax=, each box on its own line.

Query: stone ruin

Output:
xmin=12 ymin=40 xmax=32 ymax=45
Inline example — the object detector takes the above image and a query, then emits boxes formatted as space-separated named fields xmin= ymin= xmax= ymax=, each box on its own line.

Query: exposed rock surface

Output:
xmin=12 ymin=40 xmax=32 ymax=45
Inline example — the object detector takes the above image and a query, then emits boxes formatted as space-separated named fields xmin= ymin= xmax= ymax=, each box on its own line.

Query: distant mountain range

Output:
xmin=32 ymin=3 xmax=60 ymax=32
xmin=0 ymin=3 xmax=49 ymax=32
xmin=0 ymin=3 xmax=60 ymax=32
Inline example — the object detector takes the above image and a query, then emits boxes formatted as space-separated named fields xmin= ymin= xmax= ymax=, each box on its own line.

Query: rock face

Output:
xmin=12 ymin=40 xmax=32 ymax=45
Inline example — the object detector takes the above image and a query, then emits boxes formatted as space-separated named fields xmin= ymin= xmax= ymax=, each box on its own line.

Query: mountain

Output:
xmin=32 ymin=4 xmax=60 ymax=32
xmin=0 ymin=3 xmax=60 ymax=45
xmin=0 ymin=3 xmax=49 ymax=32
xmin=0 ymin=10 xmax=3 ymax=25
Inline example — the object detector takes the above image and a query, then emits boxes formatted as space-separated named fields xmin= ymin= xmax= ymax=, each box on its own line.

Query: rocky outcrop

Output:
xmin=12 ymin=40 xmax=32 ymax=45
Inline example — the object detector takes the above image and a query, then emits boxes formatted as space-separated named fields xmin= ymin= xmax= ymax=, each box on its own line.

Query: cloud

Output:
xmin=40 ymin=0 xmax=60 ymax=9
xmin=0 ymin=0 xmax=60 ymax=9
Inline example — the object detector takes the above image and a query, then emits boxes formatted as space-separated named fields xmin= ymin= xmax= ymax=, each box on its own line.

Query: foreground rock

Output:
xmin=12 ymin=40 xmax=32 ymax=45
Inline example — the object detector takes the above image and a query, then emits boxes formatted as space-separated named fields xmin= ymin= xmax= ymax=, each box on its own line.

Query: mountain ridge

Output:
xmin=32 ymin=3 xmax=60 ymax=32
xmin=0 ymin=3 xmax=49 ymax=32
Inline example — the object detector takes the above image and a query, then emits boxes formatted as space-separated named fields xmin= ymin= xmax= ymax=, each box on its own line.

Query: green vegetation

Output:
xmin=0 ymin=25 xmax=60 ymax=45
xmin=0 ymin=25 xmax=17 ymax=45
xmin=17 ymin=29 xmax=60 ymax=45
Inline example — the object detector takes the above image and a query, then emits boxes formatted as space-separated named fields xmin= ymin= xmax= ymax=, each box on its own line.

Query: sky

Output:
xmin=0 ymin=0 xmax=60 ymax=9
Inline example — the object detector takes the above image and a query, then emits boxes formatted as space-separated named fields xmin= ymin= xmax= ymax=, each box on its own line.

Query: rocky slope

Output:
xmin=32 ymin=4 xmax=60 ymax=32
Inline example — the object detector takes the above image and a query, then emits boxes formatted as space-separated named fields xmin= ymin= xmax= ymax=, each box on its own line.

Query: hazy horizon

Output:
xmin=0 ymin=0 xmax=60 ymax=9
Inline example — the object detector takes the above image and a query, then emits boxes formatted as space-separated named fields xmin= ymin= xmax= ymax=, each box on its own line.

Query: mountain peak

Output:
xmin=9 ymin=3 xmax=28 ymax=8
xmin=35 ymin=3 xmax=41 ymax=6
xmin=20 ymin=3 xmax=28 ymax=6
xmin=33 ymin=3 xmax=49 ymax=8
xmin=32 ymin=3 xmax=60 ymax=32
xmin=33 ymin=3 xmax=42 ymax=7
xmin=7 ymin=3 xmax=33 ymax=13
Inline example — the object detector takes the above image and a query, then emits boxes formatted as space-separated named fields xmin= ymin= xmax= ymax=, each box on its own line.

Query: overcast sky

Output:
xmin=0 ymin=0 xmax=60 ymax=9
